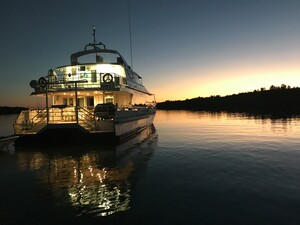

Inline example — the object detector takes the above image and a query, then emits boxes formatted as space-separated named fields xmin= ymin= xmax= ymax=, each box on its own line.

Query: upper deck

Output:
xmin=30 ymin=42 xmax=151 ymax=95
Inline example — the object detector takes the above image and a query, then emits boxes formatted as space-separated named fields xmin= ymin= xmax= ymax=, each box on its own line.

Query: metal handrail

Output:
xmin=77 ymin=106 xmax=96 ymax=131
xmin=38 ymin=72 xmax=126 ymax=91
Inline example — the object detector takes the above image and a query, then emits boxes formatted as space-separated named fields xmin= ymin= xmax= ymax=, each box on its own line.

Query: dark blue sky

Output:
xmin=1 ymin=0 xmax=300 ymax=106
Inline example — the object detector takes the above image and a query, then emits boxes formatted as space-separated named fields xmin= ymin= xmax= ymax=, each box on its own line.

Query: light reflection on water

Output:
xmin=2 ymin=110 xmax=300 ymax=224
xmin=156 ymin=110 xmax=300 ymax=147
xmin=9 ymin=125 xmax=157 ymax=218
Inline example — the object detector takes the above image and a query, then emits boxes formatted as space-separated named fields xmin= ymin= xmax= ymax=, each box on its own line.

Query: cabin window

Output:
xmin=87 ymin=96 xmax=94 ymax=109
xmin=69 ymin=98 xmax=73 ymax=106
xmin=79 ymin=66 xmax=85 ymax=71
xmin=63 ymin=98 xmax=74 ymax=106
xmin=63 ymin=98 xmax=68 ymax=105
xmin=96 ymin=55 xmax=103 ymax=63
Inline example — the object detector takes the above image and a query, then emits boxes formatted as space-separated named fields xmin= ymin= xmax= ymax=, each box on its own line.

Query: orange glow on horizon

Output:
xmin=152 ymin=65 xmax=300 ymax=102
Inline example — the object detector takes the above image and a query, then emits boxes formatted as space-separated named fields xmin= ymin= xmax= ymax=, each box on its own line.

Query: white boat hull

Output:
xmin=115 ymin=113 xmax=156 ymax=141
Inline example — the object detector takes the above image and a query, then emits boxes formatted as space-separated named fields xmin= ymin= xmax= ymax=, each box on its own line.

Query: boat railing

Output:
xmin=115 ymin=105 xmax=155 ymax=121
xmin=13 ymin=108 xmax=47 ymax=134
xmin=47 ymin=106 xmax=76 ymax=122
xmin=30 ymin=108 xmax=47 ymax=132
xmin=37 ymin=72 xmax=127 ymax=91
xmin=77 ymin=106 xmax=96 ymax=131
xmin=14 ymin=110 xmax=34 ymax=134
xmin=14 ymin=106 xmax=99 ymax=134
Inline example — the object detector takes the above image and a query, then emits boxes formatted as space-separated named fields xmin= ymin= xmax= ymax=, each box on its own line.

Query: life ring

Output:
xmin=29 ymin=80 xmax=38 ymax=88
xmin=38 ymin=77 xmax=47 ymax=88
xmin=103 ymin=73 xmax=113 ymax=83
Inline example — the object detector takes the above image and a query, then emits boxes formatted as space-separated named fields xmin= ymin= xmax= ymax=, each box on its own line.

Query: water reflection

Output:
xmin=13 ymin=125 xmax=157 ymax=217
xmin=0 ymin=114 xmax=18 ymax=137
xmin=218 ymin=111 xmax=300 ymax=133
xmin=156 ymin=110 xmax=300 ymax=133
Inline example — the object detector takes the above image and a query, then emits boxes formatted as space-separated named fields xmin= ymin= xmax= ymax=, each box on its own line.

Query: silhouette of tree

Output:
xmin=156 ymin=85 xmax=300 ymax=115
xmin=0 ymin=106 xmax=28 ymax=115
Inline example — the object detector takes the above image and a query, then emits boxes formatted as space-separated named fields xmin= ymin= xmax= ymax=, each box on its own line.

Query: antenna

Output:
xmin=127 ymin=0 xmax=133 ymax=69
xmin=93 ymin=25 xmax=96 ymax=44
xmin=85 ymin=25 xmax=106 ymax=50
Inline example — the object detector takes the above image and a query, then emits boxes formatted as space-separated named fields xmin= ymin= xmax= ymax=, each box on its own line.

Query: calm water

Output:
xmin=0 ymin=114 xmax=17 ymax=137
xmin=1 ymin=111 xmax=300 ymax=225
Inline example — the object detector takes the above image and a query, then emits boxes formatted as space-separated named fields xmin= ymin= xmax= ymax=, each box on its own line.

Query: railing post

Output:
xmin=46 ymin=82 xmax=49 ymax=124
xmin=75 ymin=82 xmax=79 ymax=123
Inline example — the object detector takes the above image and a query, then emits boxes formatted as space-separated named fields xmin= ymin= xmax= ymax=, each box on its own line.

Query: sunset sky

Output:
xmin=1 ymin=0 xmax=300 ymax=107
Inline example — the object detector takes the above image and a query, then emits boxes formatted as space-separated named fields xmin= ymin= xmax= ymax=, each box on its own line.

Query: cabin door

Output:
xmin=87 ymin=96 xmax=94 ymax=109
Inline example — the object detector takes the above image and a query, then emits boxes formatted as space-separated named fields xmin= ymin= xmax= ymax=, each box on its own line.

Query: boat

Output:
xmin=13 ymin=28 xmax=156 ymax=143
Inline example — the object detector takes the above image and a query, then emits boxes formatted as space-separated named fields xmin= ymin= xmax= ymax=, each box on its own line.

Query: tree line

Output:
xmin=156 ymin=85 xmax=300 ymax=115
xmin=0 ymin=106 xmax=28 ymax=115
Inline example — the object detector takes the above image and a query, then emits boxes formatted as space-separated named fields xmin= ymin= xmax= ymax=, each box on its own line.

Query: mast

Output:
xmin=127 ymin=0 xmax=133 ymax=69
xmin=93 ymin=25 xmax=96 ymax=44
